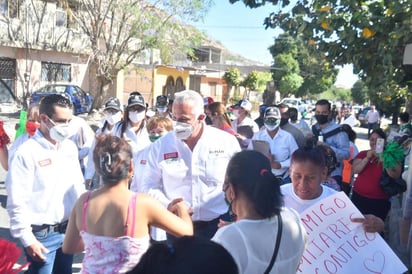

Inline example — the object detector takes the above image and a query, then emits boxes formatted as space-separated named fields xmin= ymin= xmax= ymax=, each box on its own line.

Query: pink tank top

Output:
xmin=80 ymin=192 xmax=150 ymax=273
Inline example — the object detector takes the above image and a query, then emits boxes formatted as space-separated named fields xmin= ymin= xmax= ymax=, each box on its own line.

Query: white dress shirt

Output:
xmin=249 ymin=128 xmax=298 ymax=177
xmin=142 ymin=125 xmax=241 ymax=221
xmin=112 ymin=121 xmax=151 ymax=158
xmin=365 ymin=110 xmax=380 ymax=123
xmin=6 ymin=130 xmax=85 ymax=247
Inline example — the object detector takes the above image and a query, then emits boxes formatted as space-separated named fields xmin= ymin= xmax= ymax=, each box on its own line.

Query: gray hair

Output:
xmin=173 ymin=90 xmax=204 ymax=117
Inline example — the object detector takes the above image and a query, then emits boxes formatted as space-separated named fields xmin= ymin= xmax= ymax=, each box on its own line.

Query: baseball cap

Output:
xmin=127 ymin=92 xmax=145 ymax=108
xmin=238 ymin=99 xmax=252 ymax=112
xmin=203 ymin=97 xmax=214 ymax=106
xmin=264 ymin=106 xmax=281 ymax=119
xmin=104 ymin=97 xmax=122 ymax=111
xmin=156 ymin=95 xmax=169 ymax=106
xmin=259 ymin=104 xmax=268 ymax=113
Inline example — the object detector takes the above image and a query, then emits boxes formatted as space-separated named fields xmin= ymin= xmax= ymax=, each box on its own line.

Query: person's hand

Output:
xmin=218 ymin=219 xmax=233 ymax=228
xmin=167 ymin=198 xmax=192 ymax=216
xmin=25 ymin=241 xmax=49 ymax=262
xmin=351 ymin=214 xmax=384 ymax=233
xmin=366 ymin=149 xmax=376 ymax=160
xmin=267 ymin=154 xmax=281 ymax=169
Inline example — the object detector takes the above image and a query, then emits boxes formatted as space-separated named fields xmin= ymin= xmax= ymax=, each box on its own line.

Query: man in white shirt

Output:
xmin=6 ymin=94 xmax=85 ymax=273
xmin=249 ymin=106 xmax=298 ymax=184
xmin=365 ymin=105 xmax=380 ymax=138
xmin=142 ymin=90 xmax=241 ymax=240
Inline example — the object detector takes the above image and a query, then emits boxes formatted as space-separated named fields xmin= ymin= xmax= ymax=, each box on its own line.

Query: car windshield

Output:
xmin=282 ymin=99 xmax=298 ymax=105
xmin=37 ymin=85 xmax=66 ymax=93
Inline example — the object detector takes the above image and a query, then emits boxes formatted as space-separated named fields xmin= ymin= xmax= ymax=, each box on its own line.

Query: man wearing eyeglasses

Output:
xmin=6 ymin=94 xmax=85 ymax=273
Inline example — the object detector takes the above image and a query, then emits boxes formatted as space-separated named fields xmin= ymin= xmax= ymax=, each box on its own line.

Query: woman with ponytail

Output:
xmin=63 ymin=135 xmax=193 ymax=273
xmin=212 ymin=150 xmax=306 ymax=274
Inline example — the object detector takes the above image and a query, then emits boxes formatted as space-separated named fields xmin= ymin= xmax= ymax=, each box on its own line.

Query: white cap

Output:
xmin=239 ymin=99 xmax=252 ymax=112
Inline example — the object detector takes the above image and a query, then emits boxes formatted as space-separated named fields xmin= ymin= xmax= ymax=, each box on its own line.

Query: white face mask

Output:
xmin=129 ymin=110 xmax=145 ymax=123
xmin=47 ymin=117 xmax=71 ymax=143
xmin=157 ymin=107 xmax=168 ymax=113
xmin=106 ymin=112 xmax=122 ymax=125
xmin=265 ymin=123 xmax=279 ymax=132
xmin=233 ymin=109 xmax=240 ymax=118
xmin=174 ymin=121 xmax=193 ymax=140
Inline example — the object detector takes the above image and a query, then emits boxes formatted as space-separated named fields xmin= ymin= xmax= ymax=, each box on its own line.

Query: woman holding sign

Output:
xmin=283 ymin=145 xmax=385 ymax=233
xmin=212 ymin=150 xmax=306 ymax=274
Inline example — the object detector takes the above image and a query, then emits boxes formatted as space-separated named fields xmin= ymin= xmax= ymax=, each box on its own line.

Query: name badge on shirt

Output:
xmin=164 ymin=152 xmax=178 ymax=161
xmin=140 ymin=159 xmax=147 ymax=165
xmin=38 ymin=158 xmax=52 ymax=167
xmin=209 ymin=148 xmax=225 ymax=159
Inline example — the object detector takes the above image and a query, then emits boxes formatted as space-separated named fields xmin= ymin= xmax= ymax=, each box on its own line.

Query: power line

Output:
xmin=196 ymin=25 xmax=265 ymax=29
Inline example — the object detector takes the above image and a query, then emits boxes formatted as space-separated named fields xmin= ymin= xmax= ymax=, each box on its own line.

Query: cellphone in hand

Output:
xmin=375 ymin=138 xmax=384 ymax=154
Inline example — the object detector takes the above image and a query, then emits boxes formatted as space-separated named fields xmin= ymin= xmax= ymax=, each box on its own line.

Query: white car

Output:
xmin=280 ymin=98 xmax=308 ymax=114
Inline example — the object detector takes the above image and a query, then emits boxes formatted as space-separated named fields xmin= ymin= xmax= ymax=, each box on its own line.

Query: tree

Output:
xmin=230 ymin=0 xmax=412 ymax=115
xmin=351 ymin=80 xmax=369 ymax=105
xmin=223 ymin=67 xmax=241 ymax=104
xmin=70 ymin=0 xmax=212 ymax=108
xmin=270 ymin=34 xmax=337 ymax=98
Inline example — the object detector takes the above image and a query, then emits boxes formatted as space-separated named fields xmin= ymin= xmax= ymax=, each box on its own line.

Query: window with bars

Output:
xmin=0 ymin=0 xmax=20 ymax=18
xmin=41 ymin=62 xmax=71 ymax=82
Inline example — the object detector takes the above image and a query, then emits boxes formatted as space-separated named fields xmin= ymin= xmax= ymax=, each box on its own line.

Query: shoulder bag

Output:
xmin=263 ymin=213 xmax=283 ymax=274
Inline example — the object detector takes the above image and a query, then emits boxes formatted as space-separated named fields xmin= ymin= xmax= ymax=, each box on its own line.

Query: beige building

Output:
xmin=0 ymin=0 xmax=270 ymax=110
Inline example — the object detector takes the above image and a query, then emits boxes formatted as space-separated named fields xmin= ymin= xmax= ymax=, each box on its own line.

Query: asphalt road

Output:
xmin=0 ymin=113 xmax=371 ymax=272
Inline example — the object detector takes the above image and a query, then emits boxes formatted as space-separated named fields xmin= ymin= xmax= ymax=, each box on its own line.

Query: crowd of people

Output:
xmin=0 ymin=90 xmax=411 ymax=273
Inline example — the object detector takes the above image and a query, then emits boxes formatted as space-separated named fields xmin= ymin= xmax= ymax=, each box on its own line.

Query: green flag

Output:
xmin=15 ymin=110 xmax=27 ymax=139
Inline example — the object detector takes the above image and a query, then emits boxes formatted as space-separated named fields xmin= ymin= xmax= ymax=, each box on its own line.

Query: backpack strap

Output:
xmin=312 ymin=125 xmax=346 ymax=141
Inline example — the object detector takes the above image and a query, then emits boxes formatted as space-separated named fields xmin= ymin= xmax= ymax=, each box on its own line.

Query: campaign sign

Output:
xmin=297 ymin=192 xmax=407 ymax=274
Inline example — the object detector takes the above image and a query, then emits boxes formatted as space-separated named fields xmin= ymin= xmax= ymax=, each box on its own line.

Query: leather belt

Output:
xmin=31 ymin=220 xmax=68 ymax=233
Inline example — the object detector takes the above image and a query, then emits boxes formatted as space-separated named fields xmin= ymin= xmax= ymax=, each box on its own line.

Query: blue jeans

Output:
xmin=368 ymin=122 xmax=378 ymax=137
xmin=25 ymin=227 xmax=73 ymax=274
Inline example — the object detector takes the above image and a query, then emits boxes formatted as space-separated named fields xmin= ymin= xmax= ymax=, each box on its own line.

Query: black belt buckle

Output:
xmin=54 ymin=221 xmax=68 ymax=233
xmin=31 ymin=221 xmax=68 ymax=233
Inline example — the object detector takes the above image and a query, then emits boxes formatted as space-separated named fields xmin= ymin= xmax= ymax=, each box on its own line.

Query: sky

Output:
xmin=193 ymin=1 xmax=359 ymax=89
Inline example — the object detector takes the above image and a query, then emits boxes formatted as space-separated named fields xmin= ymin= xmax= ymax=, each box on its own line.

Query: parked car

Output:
xmin=29 ymin=84 xmax=93 ymax=115
xmin=280 ymin=97 xmax=309 ymax=114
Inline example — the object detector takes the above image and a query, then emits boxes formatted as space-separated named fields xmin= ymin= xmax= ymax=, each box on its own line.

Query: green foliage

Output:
xmin=242 ymin=71 xmax=259 ymax=90
xmin=351 ymin=80 xmax=369 ymax=105
xmin=278 ymin=73 xmax=304 ymax=96
xmin=270 ymin=34 xmax=337 ymax=97
xmin=223 ymin=68 xmax=242 ymax=86
xmin=231 ymin=0 xmax=412 ymax=115
xmin=256 ymin=71 xmax=272 ymax=91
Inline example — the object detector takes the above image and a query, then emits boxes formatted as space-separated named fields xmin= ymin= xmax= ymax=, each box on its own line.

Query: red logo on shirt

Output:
xmin=140 ymin=159 xmax=147 ymax=165
xmin=164 ymin=152 xmax=178 ymax=160
xmin=38 ymin=159 xmax=52 ymax=167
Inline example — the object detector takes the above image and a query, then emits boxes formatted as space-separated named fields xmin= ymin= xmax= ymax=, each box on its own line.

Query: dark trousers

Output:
xmin=368 ymin=122 xmax=378 ymax=137
xmin=351 ymin=191 xmax=391 ymax=221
